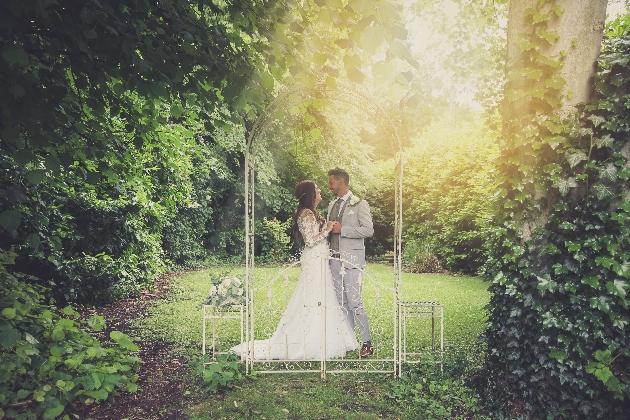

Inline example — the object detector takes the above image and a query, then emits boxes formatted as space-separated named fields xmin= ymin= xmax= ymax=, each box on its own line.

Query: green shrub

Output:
xmin=0 ymin=252 xmax=139 ymax=419
xmin=191 ymin=353 xmax=245 ymax=394
xmin=255 ymin=217 xmax=292 ymax=264
xmin=386 ymin=346 xmax=489 ymax=420
xmin=483 ymin=14 xmax=630 ymax=419
xmin=402 ymin=239 xmax=443 ymax=273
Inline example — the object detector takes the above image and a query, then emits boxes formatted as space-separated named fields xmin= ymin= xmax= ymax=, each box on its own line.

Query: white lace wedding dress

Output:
xmin=231 ymin=209 xmax=358 ymax=360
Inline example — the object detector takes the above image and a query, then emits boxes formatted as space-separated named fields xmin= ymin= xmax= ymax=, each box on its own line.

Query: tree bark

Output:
xmin=504 ymin=0 xmax=608 ymax=126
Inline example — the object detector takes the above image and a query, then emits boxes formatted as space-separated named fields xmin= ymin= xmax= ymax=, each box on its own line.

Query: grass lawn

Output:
xmin=132 ymin=264 xmax=491 ymax=419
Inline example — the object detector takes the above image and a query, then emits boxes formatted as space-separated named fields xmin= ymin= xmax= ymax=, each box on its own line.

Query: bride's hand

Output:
xmin=326 ymin=221 xmax=334 ymax=232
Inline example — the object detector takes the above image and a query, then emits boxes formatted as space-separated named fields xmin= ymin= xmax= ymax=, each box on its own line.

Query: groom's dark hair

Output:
xmin=328 ymin=168 xmax=349 ymax=185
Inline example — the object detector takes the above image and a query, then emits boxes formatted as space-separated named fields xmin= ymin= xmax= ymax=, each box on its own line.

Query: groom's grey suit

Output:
xmin=327 ymin=193 xmax=374 ymax=343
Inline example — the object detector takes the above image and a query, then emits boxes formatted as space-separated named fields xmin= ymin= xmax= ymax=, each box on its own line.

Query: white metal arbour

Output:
xmin=233 ymin=81 xmax=440 ymax=377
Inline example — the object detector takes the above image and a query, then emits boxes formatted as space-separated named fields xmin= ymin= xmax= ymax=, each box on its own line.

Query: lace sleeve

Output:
xmin=298 ymin=209 xmax=329 ymax=247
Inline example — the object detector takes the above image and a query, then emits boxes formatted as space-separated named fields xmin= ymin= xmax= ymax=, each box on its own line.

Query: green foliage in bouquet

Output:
xmin=202 ymin=272 xmax=246 ymax=308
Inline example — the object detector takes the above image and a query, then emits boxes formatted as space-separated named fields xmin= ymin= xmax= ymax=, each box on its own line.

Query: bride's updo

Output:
xmin=292 ymin=180 xmax=325 ymax=245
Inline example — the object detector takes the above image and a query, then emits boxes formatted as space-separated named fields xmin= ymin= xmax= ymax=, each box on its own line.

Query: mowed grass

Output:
xmin=131 ymin=264 xmax=491 ymax=419
xmin=133 ymin=264 xmax=490 ymax=359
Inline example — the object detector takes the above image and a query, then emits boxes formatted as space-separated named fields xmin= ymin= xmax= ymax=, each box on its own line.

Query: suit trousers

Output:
xmin=329 ymin=259 xmax=371 ymax=343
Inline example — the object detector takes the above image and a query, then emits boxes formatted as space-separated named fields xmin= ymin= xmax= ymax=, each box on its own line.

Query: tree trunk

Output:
xmin=504 ymin=0 xmax=608 ymax=127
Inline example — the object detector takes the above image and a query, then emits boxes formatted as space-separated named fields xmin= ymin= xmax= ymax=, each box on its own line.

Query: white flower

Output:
xmin=348 ymin=195 xmax=361 ymax=206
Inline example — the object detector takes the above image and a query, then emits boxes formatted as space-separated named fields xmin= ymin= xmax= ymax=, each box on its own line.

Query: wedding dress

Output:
xmin=231 ymin=209 xmax=358 ymax=360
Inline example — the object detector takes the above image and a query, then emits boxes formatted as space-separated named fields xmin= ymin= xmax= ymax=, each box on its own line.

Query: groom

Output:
xmin=326 ymin=167 xmax=375 ymax=358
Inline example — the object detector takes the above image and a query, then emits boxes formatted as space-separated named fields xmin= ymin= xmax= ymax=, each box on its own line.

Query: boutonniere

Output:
xmin=348 ymin=195 xmax=361 ymax=206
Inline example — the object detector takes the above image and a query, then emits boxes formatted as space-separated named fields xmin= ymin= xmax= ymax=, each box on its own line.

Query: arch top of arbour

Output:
xmin=245 ymin=82 xmax=404 ymax=162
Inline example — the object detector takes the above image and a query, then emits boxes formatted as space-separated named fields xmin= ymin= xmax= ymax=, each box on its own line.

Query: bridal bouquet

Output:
xmin=203 ymin=275 xmax=245 ymax=307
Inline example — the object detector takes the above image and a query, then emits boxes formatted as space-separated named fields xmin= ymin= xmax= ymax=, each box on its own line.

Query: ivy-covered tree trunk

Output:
xmin=486 ymin=0 xmax=630 ymax=418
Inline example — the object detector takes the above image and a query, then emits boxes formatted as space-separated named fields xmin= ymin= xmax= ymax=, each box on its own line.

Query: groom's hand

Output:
xmin=331 ymin=221 xmax=342 ymax=234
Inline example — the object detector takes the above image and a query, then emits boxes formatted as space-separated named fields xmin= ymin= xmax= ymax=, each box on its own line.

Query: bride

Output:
xmin=231 ymin=180 xmax=358 ymax=360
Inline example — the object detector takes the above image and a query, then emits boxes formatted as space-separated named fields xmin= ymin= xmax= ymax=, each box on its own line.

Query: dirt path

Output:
xmin=72 ymin=273 xmax=193 ymax=420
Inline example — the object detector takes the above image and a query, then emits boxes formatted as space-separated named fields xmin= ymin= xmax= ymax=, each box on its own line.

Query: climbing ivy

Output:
xmin=484 ymin=3 xmax=630 ymax=418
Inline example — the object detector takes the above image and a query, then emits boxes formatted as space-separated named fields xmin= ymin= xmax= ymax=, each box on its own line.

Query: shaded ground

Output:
xmin=73 ymin=272 xmax=194 ymax=420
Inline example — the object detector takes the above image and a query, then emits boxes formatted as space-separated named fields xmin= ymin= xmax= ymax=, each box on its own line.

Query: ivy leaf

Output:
xmin=581 ymin=275 xmax=600 ymax=288
xmin=590 ymin=296 xmax=612 ymax=313
xmin=606 ymin=280 xmax=627 ymax=297
xmin=551 ymin=4 xmax=564 ymax=17
xmin=588 ymin=114 xmax=606 ymax=127
xmin=566 ymin=151 xmax=587 ymax=168
xmin=550 ymin=348 xmax=568 ymax=363
xmin=554 ymin=177 xmax=577 ymax=196
xmin=598 ymin=163 xmax=618 ymax=181
xmin=614 ymin=261 xmax=630 ymax=278
xmin=595 ymin=134 xmax=614 ymax=148
xmin=593 ymin=183 xmax=614 ymax=200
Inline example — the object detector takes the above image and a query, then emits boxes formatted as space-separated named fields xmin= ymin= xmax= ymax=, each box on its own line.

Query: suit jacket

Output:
xmin=327 ymin=194 xmax=374 ymax=268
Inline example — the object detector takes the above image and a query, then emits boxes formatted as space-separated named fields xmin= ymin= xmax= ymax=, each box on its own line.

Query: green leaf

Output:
xmin=1 ymin=307 xmax=16 ymax=319
xmin=62 ymin=305 xmax=78 ymax=317
xmin=88 ymin=315 xmax=107 ymax=331
xmin=150 ymin=82 xmax=168 ymax=98
xmin=590 ymin=296 xmax=611 ymax=313
xmin=84 ymin=388 xmax=109 ymax=401
xmin=360 ymin=25 xmax=386 ymax=54
xmin=551 ymin=4 xmax=564 ymax=17
xmin=598 ymin=163 xmax=618 ymax=181
xmin=550 ymin=348 xmax=568 ymax=363
xmin=372 ymin=60 xmax=394 ymax=85
xmin=43 ymin=404 xmax=65 ymax=420
xmin=110 ymin=331 xmax=139 ymax=351
xmin=347 ymin=67 xmax=365 ymax=84
xmin=606 ymin=280 xmax=627 ymax=297
xmin=554 ymin=177 xmax=577 ymax=196
xmin=260 ymin=72 xmax=274 ymax=91
xmin=50 ymin=346 xmax=66 ymax=357
xmin=1 ymin=44 xmax=29 ymax=65
xmin=13 ymin=148 xmax=33 ymax=164
xmin=83 ymin=29 xmax=98 ymax=40
xmin=593 ymin=183 xmax=614 ymax=200
xmin=343 ymin=54 xmax=361 ymax=70
xmin=581 ymin=275 xmax=600 ymax=288
xmin=0 ymin=209 xmax=21 ymax=232
xmin=388 ymin=39 xmax=411 ymax=59
xmin=310 ymin=128 xmax=321 ymax=140
xmin=0 ymin=327 xmax=20 ymax=348
xmin=615 ymin=261 xmax=630 ymax=278
xmin=595 ymin=134 xmax=614 ymax=148
xmin=170 ymin=104 xmax=184 ymax=118
xmin=388 ymin=83 xmax=406 ymax=103
xmin=27 ymin=169 xmax=47 ymax=184
xmin=51 ymin=326 xmax=65 ymax=341
xmin=16 ymin=389 xmax=30 ymax=399
xmin=566 ymin=151 xmax=587 ymax=168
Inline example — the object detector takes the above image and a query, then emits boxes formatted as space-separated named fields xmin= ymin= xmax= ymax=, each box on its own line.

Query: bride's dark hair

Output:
xmin=292 ymin=180 xmax=325 ymax=244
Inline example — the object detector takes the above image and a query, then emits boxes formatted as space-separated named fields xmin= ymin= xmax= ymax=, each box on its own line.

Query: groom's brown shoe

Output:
xmin=360 ymin=343 xmax=373 ymax=358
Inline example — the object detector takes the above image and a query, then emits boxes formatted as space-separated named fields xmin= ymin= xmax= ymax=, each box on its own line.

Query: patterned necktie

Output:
xmin=329 ymin=198 xmax=342 ymax=252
